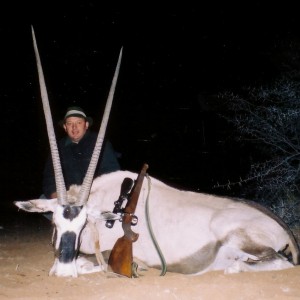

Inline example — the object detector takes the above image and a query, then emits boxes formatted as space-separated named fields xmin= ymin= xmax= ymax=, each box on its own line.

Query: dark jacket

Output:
xmin=43 ymin=131 xmax=120 ymax=198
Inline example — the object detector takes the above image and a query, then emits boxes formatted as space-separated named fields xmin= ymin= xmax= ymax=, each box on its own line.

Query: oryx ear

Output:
xmin=100 ymin=211 xmax=120 ymax=221
xmin=86 ymin=208 xmax=119 ymax=221
xmin=14 ymin=199 xmax=58 ymax=213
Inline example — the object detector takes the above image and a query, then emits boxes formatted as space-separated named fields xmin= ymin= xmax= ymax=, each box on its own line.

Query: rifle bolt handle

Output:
xmin=131 ymin=215 xmax=138 ymax=226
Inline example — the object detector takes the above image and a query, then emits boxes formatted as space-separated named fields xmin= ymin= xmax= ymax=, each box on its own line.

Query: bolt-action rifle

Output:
xmin=108 ymin=163 xmax=149 ymax=277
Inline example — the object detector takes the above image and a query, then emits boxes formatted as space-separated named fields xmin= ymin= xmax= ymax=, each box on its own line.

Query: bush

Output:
xmin=220 ymin=77 xmax=300 ymax=227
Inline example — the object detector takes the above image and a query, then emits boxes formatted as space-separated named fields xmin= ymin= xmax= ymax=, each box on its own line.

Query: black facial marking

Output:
xmin=58 ymin=231 xmax=77 ymax=263
xmin=63 ymin=205 xmax=83 ymax=221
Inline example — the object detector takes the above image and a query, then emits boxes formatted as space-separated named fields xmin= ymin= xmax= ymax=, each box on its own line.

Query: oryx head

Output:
xmin=16 ymin=27 xmax=122 ymax=277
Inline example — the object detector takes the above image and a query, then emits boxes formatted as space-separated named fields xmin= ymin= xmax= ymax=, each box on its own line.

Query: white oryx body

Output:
xmin=84 ymin=171 xmax=299 ymax=274
xmin=15 ymin=170 xmax=300 ymax=277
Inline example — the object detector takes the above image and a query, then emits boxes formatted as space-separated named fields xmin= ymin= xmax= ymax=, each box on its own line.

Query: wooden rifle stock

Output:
xmin=108 ymin=163 xmax=149 ymax=277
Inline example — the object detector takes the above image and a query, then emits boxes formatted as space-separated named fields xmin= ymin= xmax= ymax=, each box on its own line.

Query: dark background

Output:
xmin=2 ymin=2 xmax=300 ymax=208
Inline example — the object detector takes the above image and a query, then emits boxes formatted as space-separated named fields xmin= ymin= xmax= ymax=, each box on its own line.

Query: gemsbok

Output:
xmin=14 ymin=27 xmax=300 ymax=277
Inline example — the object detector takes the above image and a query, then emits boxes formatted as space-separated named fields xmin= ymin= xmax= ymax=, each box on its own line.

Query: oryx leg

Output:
xmin=225 ymin=246 xmax=294 ymax=274
xmin=76 ymin=256 xmax=103 ymax=274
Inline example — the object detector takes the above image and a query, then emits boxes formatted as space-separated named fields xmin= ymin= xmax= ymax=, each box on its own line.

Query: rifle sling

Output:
xmin=144 ymin=174 xmax=167 ymax=276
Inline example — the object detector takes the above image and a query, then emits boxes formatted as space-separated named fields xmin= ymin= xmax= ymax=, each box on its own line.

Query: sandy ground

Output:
xmin=1 ymin=204 xmax=300 ymax=300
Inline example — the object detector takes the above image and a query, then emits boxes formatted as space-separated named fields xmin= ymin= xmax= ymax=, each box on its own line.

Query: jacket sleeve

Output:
xmin=96 ymin=140 xmax=121 ymax=176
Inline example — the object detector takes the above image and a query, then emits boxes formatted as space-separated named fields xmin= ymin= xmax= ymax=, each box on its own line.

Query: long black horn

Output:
xmin=77 ymin=48 xmax=123 ymax=205
xmin=31 ymin=26 xmax=67 ymax=205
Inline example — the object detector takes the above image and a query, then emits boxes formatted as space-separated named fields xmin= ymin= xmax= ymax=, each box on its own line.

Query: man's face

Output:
xmin=63 ymin=116 xmax=89 ymax=142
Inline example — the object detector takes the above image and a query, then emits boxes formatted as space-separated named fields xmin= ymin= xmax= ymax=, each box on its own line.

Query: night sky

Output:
xmin=2 ymin=2 xmax=300 ymax=205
